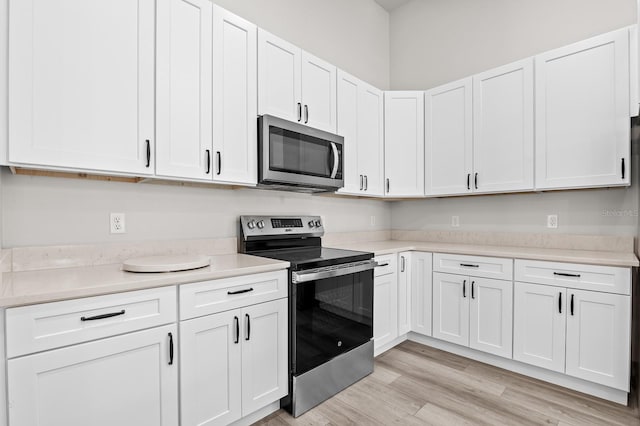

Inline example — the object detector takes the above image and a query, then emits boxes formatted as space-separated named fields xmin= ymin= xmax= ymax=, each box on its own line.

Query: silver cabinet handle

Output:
xmin=304 ymin=105 xmax=309 ymax=124
xmin=330 ymin=142 xmax=339 ymax=179
xmin=297 ymin=103 xmax=302 ymax=122
xmin=360 ymin=175 xmax=364 ymax=191
xmin=400 ymin=256 xmax=405 ymax=272
xmin=364 ymin=175 xmax=368 ymax=191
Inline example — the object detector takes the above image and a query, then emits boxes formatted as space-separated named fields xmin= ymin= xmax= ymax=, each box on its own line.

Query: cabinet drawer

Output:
xmin=374 ymin=254 xmax=397 ymax=277
xmin=433 ymin=253 xmax=513 ymax=280
xmin=6 ymin=286 xmax=177 ymax=358
xmin=515 ymin=260 xmax=631 ymax=295
xmin=179 ymin=270 xmax=287 ymax=320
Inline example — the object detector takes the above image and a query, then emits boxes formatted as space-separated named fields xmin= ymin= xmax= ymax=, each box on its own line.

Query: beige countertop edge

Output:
xmin=333 ymin=241 xmax=640 ymax=268
xmin=0 ymin=255 xmax=290 ymax=308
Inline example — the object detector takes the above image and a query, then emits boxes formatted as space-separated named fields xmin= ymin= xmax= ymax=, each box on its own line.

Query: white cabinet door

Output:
xmin=337 ymin=70 xmax=361 ymax=194
xmin=374 ymin=272 xmax=398 ymax=351
xmin=424 ymin=78 xmax=473 ymax=196
xmin=337 ymin=71 xmax=384 ymax=196
xmin=8 ymin=325 xmax=178 ymax=426
xmin=156 ymin=0 xmax=212 ymax=180
xmin=432 ymin=272 xmax=469 ymax=347
xmin=469 ymin=278 xmax=513 ymax=359
xmin=241 ymin=299 xmax=288 ymax=416
xmin=212 ymin=6 xmax=258 ymax=185
xmin=397 ymin=252 xmax=412 ymax=335
xmin=358 ymin=83 xmax=385 ymax=196
xmin=301 ymin=51 xmax=337 ymax=133
xmin=513 ymin=282 xmax=566 ymax=373
xmin=411 ymin=252 xmax=433 ymax=336
xmin=384 ymin=91 xmax=425 ymax=197
xmin=535 ymin=28 xmax=631 ymax=190
xmin=258 ymin=29 xmax=302 ymax=123
xmin=473 ymin=59 xmax=534 ymax=193
xmin=8 ymin=0 xmax=155 ymax=175
xmin=565 ymin=290 xmax=631 ymax=391
xmin=180 ymin=311 xmax=242 ymax=426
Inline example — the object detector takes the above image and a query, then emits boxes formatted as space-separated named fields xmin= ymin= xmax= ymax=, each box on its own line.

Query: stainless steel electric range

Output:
xmin=239 ymin=215 xmax=376 ymax=417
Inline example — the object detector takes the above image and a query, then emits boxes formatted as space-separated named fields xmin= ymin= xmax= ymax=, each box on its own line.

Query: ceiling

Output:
xmin=374 ymin=0 xmax=412 ymax=12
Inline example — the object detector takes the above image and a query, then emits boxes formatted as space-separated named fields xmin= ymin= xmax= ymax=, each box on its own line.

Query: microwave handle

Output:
xmin=330 ymin=142 xmax=340 ymax=179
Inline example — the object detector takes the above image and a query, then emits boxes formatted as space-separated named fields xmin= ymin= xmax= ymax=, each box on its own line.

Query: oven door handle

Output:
xmin=330 ymin=142 xmax=340 ymax=179
xmin=292 ymin=260 xmax=378 ymax=284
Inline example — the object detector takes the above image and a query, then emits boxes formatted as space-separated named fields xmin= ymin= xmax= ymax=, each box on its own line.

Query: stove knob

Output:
xmin=247 ymin=220 xmax=256 ymax=229
xmin=315 ymin=220 xmax=322 ymax=227
xmin=308 ymin=221 xmax=315 ymax=228
xmin=257 ymin=220 xmax=265 ymax=229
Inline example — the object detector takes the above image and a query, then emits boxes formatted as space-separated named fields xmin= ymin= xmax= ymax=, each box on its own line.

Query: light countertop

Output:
xmin=331 ymin=240 xmax=639 ymax=268
xmin=0 ymin=254 xmax=289 ymax=308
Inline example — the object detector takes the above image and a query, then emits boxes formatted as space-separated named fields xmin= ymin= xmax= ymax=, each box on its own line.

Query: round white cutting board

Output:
xmin=123 ymin=255 xmax=211 ymax=273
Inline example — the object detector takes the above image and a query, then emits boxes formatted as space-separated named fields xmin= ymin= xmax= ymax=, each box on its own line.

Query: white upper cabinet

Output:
xmin=337 ymin=70 xmax=384 ymax=196
xmin=8 ymin=0 xmax=155 ymax=175
xmin=257 ymin=29 xmax=302 ymax=123
xmin=211 ymin=6 xmax=258 ymax=185
xmin=258 ymin=30 xmax=336 ymax=132
xmin=535 ymin=28 xmax=631 ymax=190
xmin=473 ymin=59 xmax=534 ymax=193
xmin=156 ymin=0 xmax=213 ymax=180
xmin=424 ymin=78 xmax=473 ymax=196
xmin=384 ymin=91 xmax=425 ymax=197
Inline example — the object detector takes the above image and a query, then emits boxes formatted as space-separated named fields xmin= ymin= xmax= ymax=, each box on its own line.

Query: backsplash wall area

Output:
xmin=0 ymin=170 xmax=391 ymax=247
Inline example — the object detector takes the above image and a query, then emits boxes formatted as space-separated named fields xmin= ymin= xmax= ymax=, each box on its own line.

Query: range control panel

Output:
xmin=240 ymin=215 xmax=324 ymax=240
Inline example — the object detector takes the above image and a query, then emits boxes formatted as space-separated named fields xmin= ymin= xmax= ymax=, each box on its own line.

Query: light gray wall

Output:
xmin=213 ymin=0 xmax=390 ymax=89
xmin=389 ymin=0 xmax=636 ymax=89
xmin=1 ymin=170 xmax=390 ymax=247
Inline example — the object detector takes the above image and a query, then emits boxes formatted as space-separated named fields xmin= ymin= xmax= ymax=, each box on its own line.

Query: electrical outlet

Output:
xmin=370 ymin=215 xmax=376 ymax=226
xmin=110 ymin=213 xmax=126 ymax=234
xmin=547 ymin=214 xmax=558 ymax=229
xmin=451 ymin=216 xmax=460 ymax=227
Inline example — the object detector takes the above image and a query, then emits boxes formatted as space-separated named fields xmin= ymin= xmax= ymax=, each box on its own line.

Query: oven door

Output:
xmin=290 ymin=267 xmax=373 ymax=376
xmin=259 ymin=115 xmax=343 ymax=191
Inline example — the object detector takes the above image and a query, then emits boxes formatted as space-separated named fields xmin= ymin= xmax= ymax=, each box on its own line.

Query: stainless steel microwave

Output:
xmin=258 ymin=115 xmax=344 ymax=193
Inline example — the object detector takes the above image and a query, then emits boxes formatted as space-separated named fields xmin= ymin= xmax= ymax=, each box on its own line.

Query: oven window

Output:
xmin=269 ymin=126 xmax=342 ymax=179
xmin=293 ymin=270 xmax=373 ymax=375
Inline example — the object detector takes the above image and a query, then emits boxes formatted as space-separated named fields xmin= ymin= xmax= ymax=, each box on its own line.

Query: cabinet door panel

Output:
xmin=212 ymin=6 xmax=257 ymax=185
xmin=359 ymin=84 xmax=385 ymax=196
xmin=535 ymin=29 xmax=630 ymax=189
xmin=469 ymin=278 xmax=512 ymax=358
xmin=411 ymin=252 xmax=433 ymax=336
xmin=513 ymin=282 xmax=566 ymax=373
xmin=258 ymin=29 xmax=301 ymax=122
xmin=566 ymin=290 xmax=630 ymax=391
xmin=337 ymin=70 xmax=360 ymax=194
xmin=8 ymin=325 xmax=178 ymax=426
xmin=425 ymin=79 xmax=473 ymax=196
xmin=374 ymin=272 xmax=398 ymax=351
xmin=432 ymin=272 xmax=469 ymax=346
xmin=397 ymin=252 xmax=412 ymax=335
xmin=384 ymin=91 xmax=425 ymax=197
xmin=241 ymin=299 xmax=288 ymax=416
xmin=180 ymin=312 xmax=242 ymax=426
xmin=9 ymin=0 xmax=155 ymax=174
xmin=473 ymin=59 xmax=534 ymax=193
xmin=301 ymin=51 xmax=337 ymax=133
xmin=156 ymin=0 xmax=212 ymax=180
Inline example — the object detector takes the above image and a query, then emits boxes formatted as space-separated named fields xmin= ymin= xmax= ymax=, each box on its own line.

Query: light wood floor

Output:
xmin=253 ymin=340 xmax=640 ymax=426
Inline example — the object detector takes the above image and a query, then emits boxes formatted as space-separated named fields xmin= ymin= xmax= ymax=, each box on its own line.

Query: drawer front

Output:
xmin=179 ymin=270 xmax=287 ymax=320
xmin=6 ymin=286 xmax=177 ymax=358
xmin=433 ymin=253 xmax=513 ymax=281
xmin=374 ymin=254 xmax=397 ymax=277
xmin=514 ymin=260 xmax=631 ymax=295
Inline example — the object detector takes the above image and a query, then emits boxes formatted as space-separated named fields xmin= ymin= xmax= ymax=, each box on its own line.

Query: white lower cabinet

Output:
xmin=514 ymin=282 xmax=631 ymax=391
xmin=397 ymin=252 xmax=412 ymax=335
xmin=180 ymin=298 xmax=288 ymax=426
xmin=410 ymin=252 xmax=433 ymax=336
xmin=8 ymin=324 xmax=179 ymax=426
xmin=433 ymin=272 xmax=513 ymax=359
xmin=373 ymin=255 xmax=398 ymax=351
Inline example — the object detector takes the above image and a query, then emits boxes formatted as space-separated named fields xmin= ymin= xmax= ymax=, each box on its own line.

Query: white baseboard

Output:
xmin=406 ymin=332 xmax=628 ymax=405
xmin=230 ymin=401 xmax=280 ymax=426
xmin=374 ymin=334 xmax=408 ymax=357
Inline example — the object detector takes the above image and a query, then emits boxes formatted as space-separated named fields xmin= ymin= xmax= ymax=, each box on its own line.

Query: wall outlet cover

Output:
xmin=451 ymin=216 xmax=460 ymax=227
xmin=110 ymin=213 xmax=126 ymax=234
xmin=547 ymin=214 xmax=558 ymax=229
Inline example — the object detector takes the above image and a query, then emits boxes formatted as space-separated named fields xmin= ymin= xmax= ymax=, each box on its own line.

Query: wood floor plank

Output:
xmin=253 ymin=341 xmax=639 ymax=426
